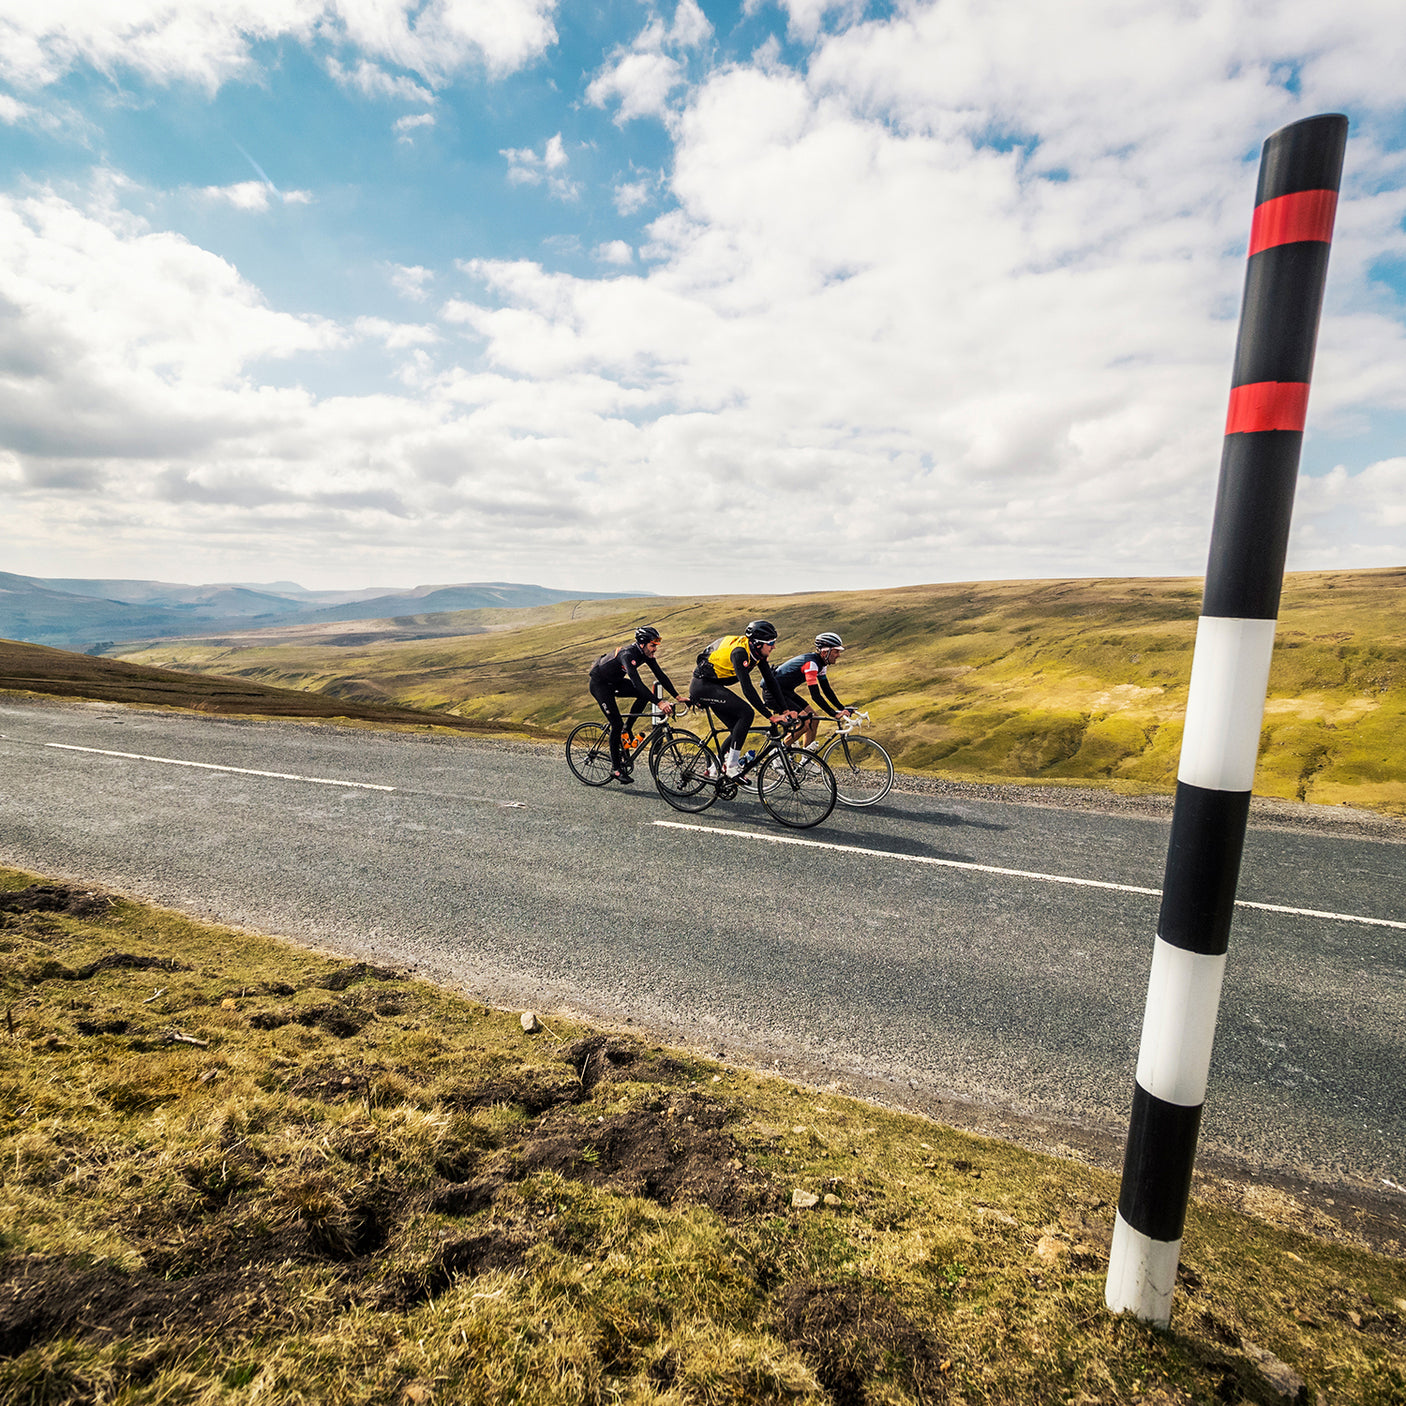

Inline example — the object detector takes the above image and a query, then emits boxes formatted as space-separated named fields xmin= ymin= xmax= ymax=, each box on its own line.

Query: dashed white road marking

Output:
xmin=44 ymin=742 xmax=398 ymax=790
xmin=652 ymin=820 xmax=1406 ymax=931
xmin=38 ymin=741 xmax=528 ymax=807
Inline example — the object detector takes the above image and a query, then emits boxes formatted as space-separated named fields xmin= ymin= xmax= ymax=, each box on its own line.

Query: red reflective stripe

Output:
xmin=1224 ymin=381 xmax=1309 ymax=434
xmin=1248 ymin=189 xmax=1337 ymax=256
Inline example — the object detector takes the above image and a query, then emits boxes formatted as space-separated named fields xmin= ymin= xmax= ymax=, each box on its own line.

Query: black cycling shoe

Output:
xmin=612 ymin=768 xmax=635 ymax=785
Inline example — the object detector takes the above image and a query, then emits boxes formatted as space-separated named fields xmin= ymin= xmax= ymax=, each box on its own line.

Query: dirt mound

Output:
xmin=250 ymin=1000 xmax=373 ymax=1038
xmin=779 ymin=1279 xmax=948 ymax=1406
xmin=0 ymin=884 xmax=112 ymax=918
xmin=381 ymin=1229 xmax=537 ymax=1311
xmin=563 ymin=1034 xmax=701 ymax=1091
xmin=426 ymin=1089 xmax=780 ymax=1222
xmin=439 ymin=1068 xmax=587 ymax=1116
xmin=0 ymin=1253 xmax=287 ymax=1358
xmin=319 ymin=961 xmax=402 ymax=991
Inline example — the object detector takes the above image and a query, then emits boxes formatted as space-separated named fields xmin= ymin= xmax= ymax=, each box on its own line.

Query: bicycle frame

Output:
xmin=690 ymin=707 xmax=810 ymax=794
xmin=620 ymin=686 xmax=691 ymax=749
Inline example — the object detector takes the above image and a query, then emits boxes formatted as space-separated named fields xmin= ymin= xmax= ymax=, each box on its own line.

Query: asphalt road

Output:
xmin=2 ymin=696 xmax=1403 ymax=1190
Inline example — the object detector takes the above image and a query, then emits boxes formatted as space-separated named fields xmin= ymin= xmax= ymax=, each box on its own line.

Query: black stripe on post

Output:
xmin=1203 ymin=432 xmax=1305 ymax=619
xmin=1157 ymin=783 xmax=1253 ymax=955
xmin=1118 ymin=1085 xmax=1204 ymax=1243
xmin=1231 ymin=242 xmax=1335 ymax=389
xmin=1256 ymin=115 xmax=1350 ymax=202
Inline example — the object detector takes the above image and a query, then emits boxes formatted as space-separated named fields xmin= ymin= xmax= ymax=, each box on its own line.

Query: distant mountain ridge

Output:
xmin=0 ymin=574 xmax=650 ymax=652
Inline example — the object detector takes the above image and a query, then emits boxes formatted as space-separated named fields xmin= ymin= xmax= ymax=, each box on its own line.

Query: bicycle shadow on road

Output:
xmin=831 ymin=798 xmax=1009 ymax=833
xmin=812 ymin=821 xmax=996 ymax=864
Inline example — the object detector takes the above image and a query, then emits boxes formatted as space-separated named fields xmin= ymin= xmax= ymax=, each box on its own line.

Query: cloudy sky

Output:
xmin=2 ymin=1 xmax=1404 ymax=596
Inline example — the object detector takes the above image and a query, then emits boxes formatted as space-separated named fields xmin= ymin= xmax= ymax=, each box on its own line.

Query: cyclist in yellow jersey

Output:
xmin=689 ymin=619 xmax=791 ymax=777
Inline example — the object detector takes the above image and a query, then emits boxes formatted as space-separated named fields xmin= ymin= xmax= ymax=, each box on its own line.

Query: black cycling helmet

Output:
xmin=814 ymin=631 xmax=844 ymax=651
xmin=744 ymin=619 xmax=778 ymax=646
xmin=635 ymin=625 xmax=662 ymax=645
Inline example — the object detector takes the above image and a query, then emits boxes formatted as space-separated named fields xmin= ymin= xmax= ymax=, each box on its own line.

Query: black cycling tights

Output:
xmin=690 ymin=678 xmax=752 ymax=753
xmin=590 ymin=680 xmax=650 ymax=768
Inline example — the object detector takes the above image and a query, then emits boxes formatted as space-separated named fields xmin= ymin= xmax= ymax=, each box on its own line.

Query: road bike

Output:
xmin=565 ymin=690 xmax=699 ymax=787
xmin=814 ymin=710 xmax=893 ymax=807
xmin=650 ymin=710 xmax=837 ymax=829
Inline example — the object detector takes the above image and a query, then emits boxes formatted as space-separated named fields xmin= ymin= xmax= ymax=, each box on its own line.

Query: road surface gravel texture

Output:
xmin=2 ymin=696 xmax=1402 ymax=1199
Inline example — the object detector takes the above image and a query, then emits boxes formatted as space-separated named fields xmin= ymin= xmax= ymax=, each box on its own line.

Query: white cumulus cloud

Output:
xmin=500 ymin=132 xmax=578 ymax=200
xmin=198 ymin=182 xmax=313 ymax=211
xmin=587 ymin=3 xmax=714 ymax=125
xmin=0 ymin=0 xmax=559 ymax=92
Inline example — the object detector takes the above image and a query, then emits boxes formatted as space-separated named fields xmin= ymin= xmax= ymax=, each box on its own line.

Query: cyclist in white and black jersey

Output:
xmin=588 ymin=626 xmax=686 ymax=783
xmin=765 ymin=632 xmax=855 ymax=749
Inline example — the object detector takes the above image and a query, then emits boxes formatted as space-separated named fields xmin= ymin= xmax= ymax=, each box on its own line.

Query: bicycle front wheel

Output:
xmin=757 ymin=747 xmax=836 ymax=829
xmin=565 ymin=722 xmax=614 ymax=786
xmin=819 ymin=734 xmax=894 ymax=807
xmin=652 ymin=736 xmax=720 ymax=813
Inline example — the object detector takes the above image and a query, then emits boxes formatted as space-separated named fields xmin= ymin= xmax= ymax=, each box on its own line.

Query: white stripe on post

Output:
xmin=1177 ymin=616 xmax=1277 ymax=792
xmin=1108 ymin=1215 xmax=1181 ymax=1324
xmin=1134 ymin=940 xmax=1228 ymax=1107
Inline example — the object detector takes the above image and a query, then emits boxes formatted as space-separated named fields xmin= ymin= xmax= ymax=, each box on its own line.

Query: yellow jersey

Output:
xmin=701 ymin=635 xmax=751 ymax=681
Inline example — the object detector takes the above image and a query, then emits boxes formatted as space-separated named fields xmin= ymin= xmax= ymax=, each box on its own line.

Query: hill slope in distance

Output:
xmin=110 ymin=569 xmax=1406 ymax=816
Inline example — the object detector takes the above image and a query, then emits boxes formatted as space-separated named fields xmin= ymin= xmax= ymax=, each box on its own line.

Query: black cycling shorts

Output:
xmin=690 ymin=676 xmax=753 ymax=752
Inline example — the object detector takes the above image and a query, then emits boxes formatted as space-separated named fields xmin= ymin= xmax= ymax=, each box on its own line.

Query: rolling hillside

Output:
xmin=0 ymin=638 xmax=542 ymax=736
xmin=110 ymin=568 xmax=1406 ymax=815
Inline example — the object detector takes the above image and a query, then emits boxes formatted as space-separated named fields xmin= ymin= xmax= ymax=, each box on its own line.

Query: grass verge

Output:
xmin=2 ymin=865 xmax=1404 ymax=1405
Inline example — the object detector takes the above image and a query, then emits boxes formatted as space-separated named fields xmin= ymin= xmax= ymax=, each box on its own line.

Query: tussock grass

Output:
xmin=2 ymin=865 xmax=1404 ymax=1405
xmin=113 ymin=568 xmax=1406 ymax=816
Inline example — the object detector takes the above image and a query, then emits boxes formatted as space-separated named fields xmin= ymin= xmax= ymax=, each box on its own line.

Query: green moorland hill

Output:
xmin=113 ymin=568 xmax=1406 ymax=815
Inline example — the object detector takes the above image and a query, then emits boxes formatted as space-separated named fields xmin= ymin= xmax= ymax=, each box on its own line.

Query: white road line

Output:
xmin=652 ymin=820 xmax=1406 ymax=930
xmin=38 ymin=740 xmax=529 ymax=807
xmin=43 ymin=742 xmax=396 ymax=792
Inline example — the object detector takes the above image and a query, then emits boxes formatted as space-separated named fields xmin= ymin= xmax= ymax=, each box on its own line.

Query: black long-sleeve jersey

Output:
xmin=773 ymin=651 xmax=846 ymax=716
xmin=589 ymin=641 xmax=678 ymax=704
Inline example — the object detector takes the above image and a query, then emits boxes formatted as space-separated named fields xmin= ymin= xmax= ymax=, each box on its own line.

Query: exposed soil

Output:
xmin=779 ymin=1279 xmax=949 ymax=1406
xmin=0 ymin=884 xmax=113 ymax=919
xmin=0 ymin=1254 xmax=292 ymax=1357
xmin=502 ymin=1093 xmax=783 ymax=1219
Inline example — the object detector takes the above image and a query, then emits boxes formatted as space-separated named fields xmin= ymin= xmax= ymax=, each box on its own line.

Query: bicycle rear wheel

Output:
xmin=652 ymin=736 xmax=720 ymax=813
xmin=566 ymin=722 xmax=614 ymax=786
xmin=757 ymin=747 xmax=836 ymax=829
xmin=819 ymin=734 xmax=894 ymax=807
xmin=646 ymin=726 xmax=701 ymax=774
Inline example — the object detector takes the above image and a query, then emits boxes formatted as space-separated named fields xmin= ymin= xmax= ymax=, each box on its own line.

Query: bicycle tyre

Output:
xmin=756 ymin=747 xmax=837 ymax=829
xmin=819 ymin=734 xmax=894 ymax=807
xmin=646 ymin=726 xmax=701 ymax=773
xmin=652 ymin=736 xmax=720 ymax=813
xmin=565 ymin=722 xmax=614 ymax=787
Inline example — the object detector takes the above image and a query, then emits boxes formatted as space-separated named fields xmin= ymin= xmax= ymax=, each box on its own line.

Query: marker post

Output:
xmin=1105 ymin=113 xmax=1349 ymax=1326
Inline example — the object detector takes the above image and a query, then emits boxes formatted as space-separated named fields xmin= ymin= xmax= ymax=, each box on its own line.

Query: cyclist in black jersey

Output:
xmin=689 ymin=619 xmax=792 ymax=777
xmin=764 ymin=631 xmax=855 ymax=749
xmin=588 ymin=626 xmax=686 ymax=784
